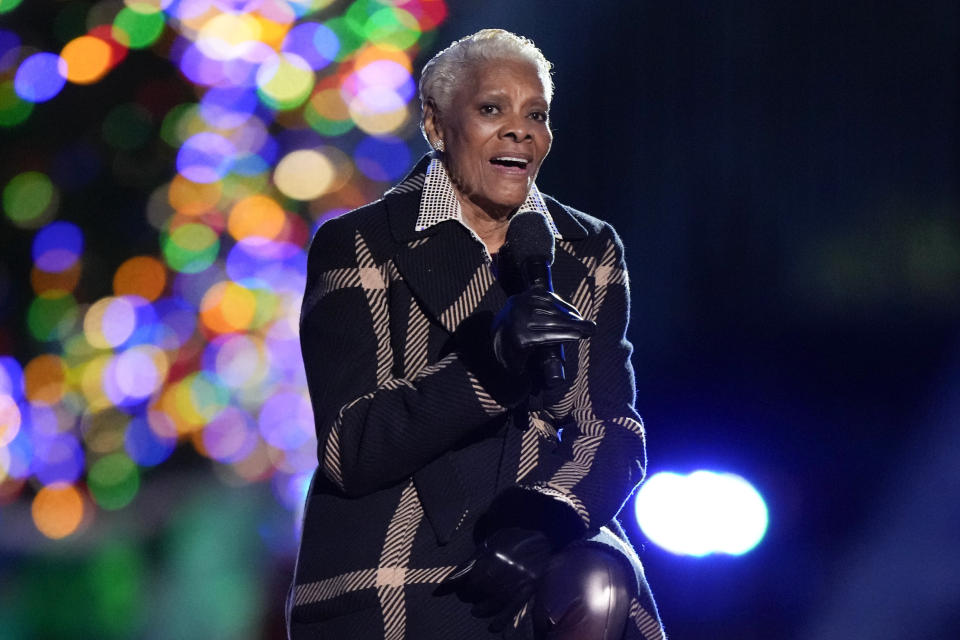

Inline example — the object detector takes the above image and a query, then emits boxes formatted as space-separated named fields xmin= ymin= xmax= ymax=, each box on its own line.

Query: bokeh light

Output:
xmin=635 ymin=470 xmax=770 ymax=556
xmin=14 ymin=52 xmax=68 ymax=103
xmin=3 ymin=171 xmax=58 ymax=228
xmin=61 ymin=35 xmax=116 ymax=85
xmin=0 ymin=0 xmax=450 ymax=545
xmin=114 ymin=256 xmax=167 ymax=300
xmin=31 ymin=483 xmax=85 ymax=539
xmin=32 ymin=221 xmax=84 ymax=273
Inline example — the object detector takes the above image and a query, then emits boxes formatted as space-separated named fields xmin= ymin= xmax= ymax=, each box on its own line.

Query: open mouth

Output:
xmin=490 ymin=156 xmax=530 ymax=170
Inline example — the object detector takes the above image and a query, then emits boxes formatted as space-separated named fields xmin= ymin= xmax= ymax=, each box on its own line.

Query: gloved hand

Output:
xmin=438 ymin=527 xmax=552 ymax=633
xmin=491 ymin=287 xmax=596 ymax=375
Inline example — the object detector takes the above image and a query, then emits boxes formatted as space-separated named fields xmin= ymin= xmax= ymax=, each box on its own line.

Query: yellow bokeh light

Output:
xmin=113 ymin=255 xmax=167 ymax=301
xmin=196 ymin=11 xmax=263 ymax=61
xmin=250 ymin=14 xmax=293 ymax=50
xmin=256 ymin=53 xmax=315 ymax=110
xmin=84 ymin=297 xmax=136 ymax=350
xmin=0 ymin=394 xmax=20 ymax=447
xmin=79 ymin=354 xmax=114 ymax=412
xmin=0 ymin=445 xmax=10 ymax=483
xmin=228 ymin=194 xmax=285 ymax=242
xmin=123 ymin=0 xmax=164 ymax=12
xmin=168 ymin=174 xmax=222 ymax=216
xmin=200 ymin=281 xmax=257 ymax=333
xmin=60 ymin=36 xmax=113 ymax=84
xmin=82 ymin=408 xmax=130 ymax=454
xmin=23 ymin=354 xmax=67 ymax=406
xmin=273 ymin=149 xmax=335 ymax=201
xmin=32 ymin=483 xmax=84 ymax=539
xmin=349 ymin=89 xmax=409 ymax=135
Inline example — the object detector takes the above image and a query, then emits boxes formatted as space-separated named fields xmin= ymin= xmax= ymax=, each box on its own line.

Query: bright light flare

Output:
xmin=635 ymin=470 xmax=769 ymax=556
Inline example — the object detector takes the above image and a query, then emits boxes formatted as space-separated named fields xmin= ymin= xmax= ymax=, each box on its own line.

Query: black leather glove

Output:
xmin=438 ymin=527 xmax=552 ymax=633
xmin=491 ymin=286 xmax=597 ymax=375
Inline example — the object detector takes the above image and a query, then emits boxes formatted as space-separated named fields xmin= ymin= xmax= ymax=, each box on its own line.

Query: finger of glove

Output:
xmin=435 ymin=557 xmax=477 ymax=596
xmin=526 ymin=316 xmax=596 ymax=335
xmin=519 ymin=327 xmax=595 ymax=349
xmin=488 ymin=586 xmax=535 ymax=633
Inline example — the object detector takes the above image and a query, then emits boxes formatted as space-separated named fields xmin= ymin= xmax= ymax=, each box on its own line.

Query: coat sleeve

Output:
xmin=300 ymin=215 xmax=519 ymax=498
xmin=488 ymin=223 xmax=647 ymax=542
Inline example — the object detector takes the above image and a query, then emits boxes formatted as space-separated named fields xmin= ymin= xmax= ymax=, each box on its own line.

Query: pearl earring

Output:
xmin=434 ymin=139 xmax=444 ymax=152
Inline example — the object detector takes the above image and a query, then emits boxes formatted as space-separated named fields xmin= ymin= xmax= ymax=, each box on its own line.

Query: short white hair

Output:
xmin=419 ymin=29 xmax=554 ymax=136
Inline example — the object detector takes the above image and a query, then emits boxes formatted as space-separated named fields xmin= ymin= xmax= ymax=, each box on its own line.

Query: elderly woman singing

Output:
xmin=288 ymin=29 xmax=666 ymax=640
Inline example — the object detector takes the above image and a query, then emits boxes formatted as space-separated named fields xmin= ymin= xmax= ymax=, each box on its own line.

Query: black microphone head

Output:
xmin=505 ymin=211 xmax=555 ymax=266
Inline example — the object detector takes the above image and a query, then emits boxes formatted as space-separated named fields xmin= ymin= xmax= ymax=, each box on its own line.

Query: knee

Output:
xmin=532 ymin=545 xmax=634 ymax=640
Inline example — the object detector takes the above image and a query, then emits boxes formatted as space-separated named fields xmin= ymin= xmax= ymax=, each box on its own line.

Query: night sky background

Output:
xmin=1 ymin=1 xmax=958 ymax=638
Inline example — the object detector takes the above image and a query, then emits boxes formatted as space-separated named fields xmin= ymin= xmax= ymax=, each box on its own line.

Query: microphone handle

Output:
xmin=520 ymin=258 xmax=565 ymax=389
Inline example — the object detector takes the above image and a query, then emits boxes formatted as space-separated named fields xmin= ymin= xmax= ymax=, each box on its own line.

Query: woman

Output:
xmin=288 ymin=29 xmax=665 ymax=640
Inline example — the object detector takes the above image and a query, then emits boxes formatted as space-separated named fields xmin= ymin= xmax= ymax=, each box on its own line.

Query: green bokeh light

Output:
xmin=102 ymin=103 xmax=154 ymax=151
xmin=0 ymin=0 xmax=25 ymax=15
xmin=112 ymin=6 xmax=165 ymax=49
xmin=0 ymin=80 xmax=33 ymax=127
xmin=365 ymin=7 xmax=421 ymax=49
xmin=88 ymin=452 xmax=140 ymax=510
xmin=159 ymin=103 xmax=199 ymax=148
xmin=324 ymin=16 xmax=366 ymax=61
xmin=27 ymin=292 xmax=78 ymax=342
xmin=187 ymin=371 xmax=230 ymax=422
xmin=161 ymin=222 xmax=219 ymax=273
xmin=3 ymin=171 xmax=55 ymax=226
xmin=304 ymin=107 xmax=355 ymax=136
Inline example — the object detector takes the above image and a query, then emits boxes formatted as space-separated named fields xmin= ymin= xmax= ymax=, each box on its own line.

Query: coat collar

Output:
xmin=385 ymin=154 xmax=589 ymax=245
xmin=384 ymin=155 xmax=590 ymax=335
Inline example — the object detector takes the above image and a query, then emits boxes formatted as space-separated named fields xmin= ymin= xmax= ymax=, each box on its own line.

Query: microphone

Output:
xmin=504 ymin=211 xmax=565 ymax=389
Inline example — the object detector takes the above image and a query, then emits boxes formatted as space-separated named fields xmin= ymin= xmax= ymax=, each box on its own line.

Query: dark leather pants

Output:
xmin=531 ymin=545 xmax=633 ymax=640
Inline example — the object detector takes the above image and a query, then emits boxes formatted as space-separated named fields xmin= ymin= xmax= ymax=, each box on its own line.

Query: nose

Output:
xmin=500 ymin=113 xmax=533 ymax=143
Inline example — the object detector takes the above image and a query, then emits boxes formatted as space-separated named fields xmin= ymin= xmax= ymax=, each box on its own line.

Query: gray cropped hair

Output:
xmin=419 ymin=29 xmax=554 ymax=135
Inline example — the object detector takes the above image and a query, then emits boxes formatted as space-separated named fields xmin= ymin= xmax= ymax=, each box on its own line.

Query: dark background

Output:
xmin=435 ymin=2 xmax=960 ymax=638
xmin=2 ymin=1 xmax=958 ymax=638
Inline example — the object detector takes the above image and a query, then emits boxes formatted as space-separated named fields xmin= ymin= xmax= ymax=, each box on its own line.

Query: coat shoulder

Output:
xmin=543 ymin=195 xmax=624 ymax=252
xmin=306 ymin=199 xmax=396 ymax=269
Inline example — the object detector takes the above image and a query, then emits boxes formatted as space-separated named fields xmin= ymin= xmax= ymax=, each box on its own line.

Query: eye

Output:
xmin=479 ymin=103 xmax=500 ymax=115
xmin=529 ymin=111 xmax=549 ymax=122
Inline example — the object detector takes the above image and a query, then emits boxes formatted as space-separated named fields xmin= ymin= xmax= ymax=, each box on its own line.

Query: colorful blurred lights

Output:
xmin=32 ymin=221 xmax=84 ymax=273
xmin=177 ymin=132 xmax=236 ymax=183
xmin=256 ymin=52 xmax=314 ymax=110
xmin=0 ymin=394 xmax=20 ymax=446
xmin=14 ymin=52 xmax=68 ymax=103
xmin=32 ymin=483 xmax=85 ymax=539
xmin=84 ymin=297 xmax=138 ymax=349
xmin=635 ymin=470 xmax=769 ymax=556
xmin=274 ymin=149 xmax=334 ymax=200
xmin=61 ymin=35 xmax=115 ymax=85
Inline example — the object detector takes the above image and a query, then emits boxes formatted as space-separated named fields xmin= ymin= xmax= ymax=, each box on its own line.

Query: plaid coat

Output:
xmin=290 ymin=156 xmax=665 ymax=640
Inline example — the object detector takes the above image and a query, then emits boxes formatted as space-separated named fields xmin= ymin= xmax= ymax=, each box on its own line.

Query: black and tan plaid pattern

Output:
xmin=291 ymin=155 xmax=664 ymax=639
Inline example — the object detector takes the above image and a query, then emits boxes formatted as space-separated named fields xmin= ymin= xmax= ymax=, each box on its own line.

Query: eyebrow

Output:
xmin=474 ymin=89 xmax=548 ymax=108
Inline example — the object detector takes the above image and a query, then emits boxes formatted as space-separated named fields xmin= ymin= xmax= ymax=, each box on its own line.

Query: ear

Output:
xmin=422 ymin=98 xmax=443 ymax=146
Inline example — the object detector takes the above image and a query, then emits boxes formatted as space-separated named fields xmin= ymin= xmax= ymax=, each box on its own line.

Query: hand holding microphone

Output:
xmin=491 ymin=211 xmax=596 ymax=388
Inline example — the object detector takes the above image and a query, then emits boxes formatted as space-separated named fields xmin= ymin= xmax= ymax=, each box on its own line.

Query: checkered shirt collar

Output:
xmin=415 ymin=157 xmax=561 ymax=238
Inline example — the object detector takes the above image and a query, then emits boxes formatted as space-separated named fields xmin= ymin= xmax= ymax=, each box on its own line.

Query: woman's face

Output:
xmin=427 ymin=58 xmax=553 ymax=217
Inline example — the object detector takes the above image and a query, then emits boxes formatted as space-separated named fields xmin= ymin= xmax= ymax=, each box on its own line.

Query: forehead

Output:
xmin=457 ymin=58 xmax=548 ymax=102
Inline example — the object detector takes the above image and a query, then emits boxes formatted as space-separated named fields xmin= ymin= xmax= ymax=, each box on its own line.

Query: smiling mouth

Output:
xmin=490 ymin=156 xmax=530 ymax=170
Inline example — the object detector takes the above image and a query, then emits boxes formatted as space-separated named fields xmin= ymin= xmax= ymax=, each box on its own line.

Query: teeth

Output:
xmin=495 ymin=157 xmax=527 ymax=163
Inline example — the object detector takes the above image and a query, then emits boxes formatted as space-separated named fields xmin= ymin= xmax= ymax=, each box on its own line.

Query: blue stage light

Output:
xmin=634 ymin=470 xmax=769 ymax=556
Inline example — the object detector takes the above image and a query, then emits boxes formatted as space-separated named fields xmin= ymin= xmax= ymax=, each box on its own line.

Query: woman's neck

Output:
xmin=458 ymin=195 xmax=512 ymax=255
